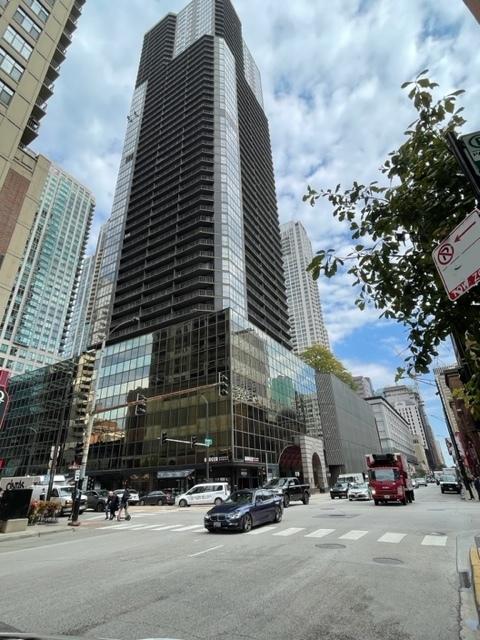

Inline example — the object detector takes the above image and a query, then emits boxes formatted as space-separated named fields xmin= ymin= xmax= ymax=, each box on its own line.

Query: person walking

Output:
xmin=117 ymin=487 xmax=131 ymax=521
xmin=108 ymin=492 xmax=119 ymax=520
xmin=105 ymin=491 xmax=114 ymax=520
xmin=474 ymin=476 xmax=480 ymax=501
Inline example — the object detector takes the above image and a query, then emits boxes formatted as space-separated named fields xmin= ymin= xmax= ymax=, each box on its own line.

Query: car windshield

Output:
xmin=333 ymin=483 xmax=347 ymax=489
xmin=263 ymin=477 xmax=287 ymax=488
xmin=369 ymin=469 xmax=400 ymax=481
xmin=57 ymin=488 xmax=73 ymax=497
xmin=226 ymin=491 xmax=254 ymax=505
xmin=351 ymin=483 xmax=368 ymax=490
xmin=441 ymin=475 xmax=456 ymax=482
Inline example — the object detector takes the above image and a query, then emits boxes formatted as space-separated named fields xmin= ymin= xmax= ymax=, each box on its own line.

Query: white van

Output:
xmin=337 ymin=473 xmax=365 ymax=485
xmin=175 ymin=482 xmax=230 ymax=507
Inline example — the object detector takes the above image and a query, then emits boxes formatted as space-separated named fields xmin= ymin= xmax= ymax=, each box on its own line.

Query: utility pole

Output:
xmin=199 ymin=394 xmax=209 ymax=480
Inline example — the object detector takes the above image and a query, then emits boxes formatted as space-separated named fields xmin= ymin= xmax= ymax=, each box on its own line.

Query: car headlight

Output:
xmin=204 ymin=514 xmax=211 ymax=521
xmin=229 ymin=510 xmax=242 ymax=520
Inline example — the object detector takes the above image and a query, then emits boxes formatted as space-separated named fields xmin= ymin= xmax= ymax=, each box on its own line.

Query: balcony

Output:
xmin=38 ymin=78 xmax=55 ymax=101
xmin=53 ymin=42 xmax=67 ymax=64
xmin=20 ymin=117 xmax=40 ymax=146
xmin=31 ymin=97 xmax=47 ymax=120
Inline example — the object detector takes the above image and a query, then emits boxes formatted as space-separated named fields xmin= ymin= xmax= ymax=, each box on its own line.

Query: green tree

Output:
xmin=303 ymin=71 xmax=480 ymax=416
xmin=299 ymin=344 xmax=357 ymax=390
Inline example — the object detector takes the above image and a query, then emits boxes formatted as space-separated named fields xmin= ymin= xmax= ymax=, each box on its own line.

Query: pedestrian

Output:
xmin=108 ymin=492 xmax=119 ymax=520
xmin=117 ymin=487 xmax=131 ymax=521
xmin=474 ymin=476 xmax=480 ymax=501
xmin=105 ymin=491 xmax=114 ymax=520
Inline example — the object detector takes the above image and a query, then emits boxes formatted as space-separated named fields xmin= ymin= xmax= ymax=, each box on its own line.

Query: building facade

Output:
xmin=353 ymin=375 xmax=374 ymax=399
xmin=0 ymin=0 xmax=85 ymax=321
xmin=0 ymin=158 xmax=94 ymax=374
xmin=280 ymin=220 xmax=330 ymax=353
xmin=365 ymin=396 xmax=417 ymax=464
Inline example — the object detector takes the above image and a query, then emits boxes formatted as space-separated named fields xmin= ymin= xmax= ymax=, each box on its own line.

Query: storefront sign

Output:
xmin=244 ymin=456 xmax=259 ymax=463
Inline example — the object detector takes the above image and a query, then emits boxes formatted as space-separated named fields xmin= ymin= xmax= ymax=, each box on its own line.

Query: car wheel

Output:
xmin=302 ymin=494 xmax=309 ymax=505
xmin=96 ymin=503 xmax=105 ymax=512
xmin=330 ymin=495 xmax=335 ymax=499
xmin=179 ymin=499 xmax=187 ymax=507
xmin=274 ymin=506 xmax=283 ymax=523
xmin=214 ymin=497 xmax=223 ymax=506
xmin=242 ymin=513 xmax=252 ymax=532
xmin=157 ymin=499 xmax=165 ymax=506
xmin=374 ymin=500 xmax=379 ymax=506
xmin=139 ymin=499 xmax=145 ymax=506
xmin=283 ymin=493 xmax=290 ymax=508
xmin=441 ymin=489 xmax=444 ymax=494
xmin=348 ymin=498 xmax=353 ymax=501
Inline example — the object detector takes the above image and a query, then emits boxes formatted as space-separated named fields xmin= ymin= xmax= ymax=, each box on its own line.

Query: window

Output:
xmin=0 ymin=48 xmax=24 ymax=82
xmin=14 ymin=7 xmax=42 ymax=39
xmin=3 ymin=26 xmax=33 ymax=59
xmin=0 ymin=0 xmax=10 ymax=10
xmin=24 ymin=0 xmax=49 ymax=22
xmin=0 ymin=79 xmax=14 ymax=106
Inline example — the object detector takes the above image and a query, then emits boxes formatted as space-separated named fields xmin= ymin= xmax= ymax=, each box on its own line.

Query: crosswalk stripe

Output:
xmin=273 ymin=527 xmax=305 ymax=537
xmin=378 ymin=532 xmax=406 ymax=544
xmin=305 ymin=528 xmax=335 ymax=538
xmin=246 ymin=526 xmax=277 ymax=535
xmin=339 ymin=530 xmax=369 ymax=540
xmin=151 ymin=525 xmax=184 ymax=531
xmin=172 ymin=525 xmax=205 ymax=532
xmin=421 ymin=535 xmax=447 ymax=546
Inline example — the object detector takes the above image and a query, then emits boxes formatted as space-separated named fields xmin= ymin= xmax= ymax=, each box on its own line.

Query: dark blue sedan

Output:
xmin=204 ymin=489 xmax=283 ymax=533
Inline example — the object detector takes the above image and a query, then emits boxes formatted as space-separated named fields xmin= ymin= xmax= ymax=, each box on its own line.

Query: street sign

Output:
xmin=460 ymin=131 xmax=480 ymax=177
xmin=74 ymin=469 xmax=80 ymax=481
xmin=205 ymin=438 xmax=212 ymax=445
xmin=432 ymin=209 xmax=480 ymax=300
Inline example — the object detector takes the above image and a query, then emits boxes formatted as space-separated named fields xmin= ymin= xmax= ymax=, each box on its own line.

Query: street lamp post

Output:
xmin=70 ymin=316 xmax=140 ymax=524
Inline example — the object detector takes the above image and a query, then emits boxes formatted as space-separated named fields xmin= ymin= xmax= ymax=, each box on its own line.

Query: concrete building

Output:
xmin=353 ymin=375 xmax=374 ymax=399
xmin=315 ymin=372 xmax=381 ymax=485
xmin=0 ymin=0 xmax=85 ymax=321
xmin=365 ymin=396 xmax=417 ymax=464
xmin=280 ymin=220 xmax=330 ymax=353
xmin=0 ymin=158 xmax=94 ymax=374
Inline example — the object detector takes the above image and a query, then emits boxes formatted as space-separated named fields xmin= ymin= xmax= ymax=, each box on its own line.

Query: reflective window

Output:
xmin=3 ymin=26 xmax=33 ymax=59
xmin=0 ymin=78 xmax=14 ymax=106
xmin=0 ymin=47 xmax=24 ymax=82
xmin=14 ymin=7 xmax=42 ymax=39
xmin=23 ymin=0 xmax=49 ymax=22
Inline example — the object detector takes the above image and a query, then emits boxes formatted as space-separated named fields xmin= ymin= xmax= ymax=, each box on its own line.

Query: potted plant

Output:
xmin=28 ymin=500 xmax=39 ymax=526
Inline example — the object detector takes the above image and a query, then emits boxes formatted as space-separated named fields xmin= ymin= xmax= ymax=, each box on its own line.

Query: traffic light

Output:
xmin=218 ymin=373 xmax=229 ymax=396
xmin=135 ymin=393 xmax=147 ymax=415
xmin=161 ymin=432 xmax=168 ymax=444
xmin=74 ymin=441 xmax=84 ymax=465
xmin=191 ymin=436 xmax=198 ymax=446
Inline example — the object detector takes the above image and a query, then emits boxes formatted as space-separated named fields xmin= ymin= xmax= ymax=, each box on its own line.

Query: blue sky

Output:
xmin=32 ymin=0 xmax=480 ymax=462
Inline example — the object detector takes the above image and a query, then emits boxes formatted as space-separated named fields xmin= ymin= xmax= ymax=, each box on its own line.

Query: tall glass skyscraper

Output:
xmin=93 ymin=0 xmax=291 ymax=351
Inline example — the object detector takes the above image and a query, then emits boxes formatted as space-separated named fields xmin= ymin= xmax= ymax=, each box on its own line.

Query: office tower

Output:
xmin=280 ymin=220 xmax=329 ymax=353
xmin=353 ymin=375 xmax=374 ymax=399
xmin=0 ymin=0 xmax=86 ymax=328
xmin=93 ymin=0 xmax=291 ymax=350
xmin=0 ymin=158 xmax=94 ymax=374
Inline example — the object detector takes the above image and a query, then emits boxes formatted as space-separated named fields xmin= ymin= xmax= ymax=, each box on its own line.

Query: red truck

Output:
xmin=365 ymin=453 xmax=414 ymax=506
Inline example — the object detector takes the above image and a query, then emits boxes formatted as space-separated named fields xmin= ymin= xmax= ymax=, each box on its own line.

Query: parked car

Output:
xmin=330 ymin=482 xmax=350 ymax=499
xmin=439 ymin=475 xmax=462 ymax=494
xmin=114 ymin=489 xmax=140 ymax=505
xmin=138 ymin=491 xmax=174 ymax=506
xmin=86 ymin=489 xmax=110 ymax=512
xmin=347 ymin=482 xmax=372 ymax=501
xmin=204 ymin=489 xmax=283 ymax=533
xmin=175 ymin=482 xmax=230 ymax=507
xmin=415 ymin=477 xmax=427 ymax=487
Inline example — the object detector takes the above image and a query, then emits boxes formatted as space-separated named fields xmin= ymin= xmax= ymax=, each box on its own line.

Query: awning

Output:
xmin=157 ymin=469 xmax=194 ymax=479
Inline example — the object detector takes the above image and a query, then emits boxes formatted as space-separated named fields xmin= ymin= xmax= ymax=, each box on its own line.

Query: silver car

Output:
xmin=347 ymin=483 xmax=372 ymax=501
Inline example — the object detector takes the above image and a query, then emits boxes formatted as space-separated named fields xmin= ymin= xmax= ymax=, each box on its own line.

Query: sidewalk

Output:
xmin=0 ymin=519 xmax=88 ymax=543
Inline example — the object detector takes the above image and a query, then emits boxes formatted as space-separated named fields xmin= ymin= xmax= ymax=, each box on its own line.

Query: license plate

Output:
xmin=384 ymin=495 xmax=390 ymax=499
xmin=214 ymin=522 xmax=221 ymax=528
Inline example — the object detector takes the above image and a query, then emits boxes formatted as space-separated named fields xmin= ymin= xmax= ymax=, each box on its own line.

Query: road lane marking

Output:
xmin=273 ymin=527 xmax=305 ymax=537
xmin=339 ymin=530 xmax=369 ymax=540
xmin=246 ymin=526 xmax=277 ymax=535
xmin=305 ymin=529 xmax=335 ymax=538
xmin=172 ymin=525 xmax=206 ymax=532
xmin=422 ymin=535 xmax=448 ymax=546
xmin=189 ymin=545 xmax=223 ymax=557
xmin=151 ymin=525 xmax=184 ymax=531
xmin=378 ymin=532 xmax=406 ymax=543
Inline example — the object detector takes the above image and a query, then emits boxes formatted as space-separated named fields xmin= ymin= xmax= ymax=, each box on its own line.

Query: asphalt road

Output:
xmin=1 ymin=485 xmax=479 ymax=640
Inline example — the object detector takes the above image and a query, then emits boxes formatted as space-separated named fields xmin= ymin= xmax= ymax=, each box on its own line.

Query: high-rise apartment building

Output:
xmin=0 ymin=158 xmax=94 ymax=374
xmin=0 ymin=0 xmax=86 ymax=330
xmin=92 ymin=0 xmax=291 ymax=351
xmin=353 ymin=375 xmax=374 ymax=399
xmin=280 ymin=220 xmax=330 ymax=353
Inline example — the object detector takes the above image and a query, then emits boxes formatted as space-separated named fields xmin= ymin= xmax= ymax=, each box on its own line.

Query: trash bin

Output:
xmin=0 ymin=489 xmax=33 ymax=520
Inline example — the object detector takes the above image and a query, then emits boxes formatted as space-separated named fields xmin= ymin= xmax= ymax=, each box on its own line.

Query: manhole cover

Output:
xmin=373 ymin=557 xmax=403 ymax=565
xmin=316 ymin=543 xmax=346 ymax=549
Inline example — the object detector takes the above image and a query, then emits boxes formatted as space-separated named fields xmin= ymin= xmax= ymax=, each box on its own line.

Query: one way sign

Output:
xmin=432 ymin=209 xmax=480 ymax=300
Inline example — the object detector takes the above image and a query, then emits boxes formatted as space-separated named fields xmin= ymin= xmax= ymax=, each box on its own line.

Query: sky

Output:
xmin=32 ymin=0 xmax=480 ymax=463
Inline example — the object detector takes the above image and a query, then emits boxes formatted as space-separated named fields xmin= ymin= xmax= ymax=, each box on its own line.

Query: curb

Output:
xmin=470 ymin=547 xmax=480 ymax=614
xmin=0 ymin=524 xmax=72 ymax=543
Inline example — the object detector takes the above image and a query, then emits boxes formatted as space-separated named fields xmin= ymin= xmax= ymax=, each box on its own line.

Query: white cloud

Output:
xmin=31 ymin=0 xmax=479 ymax=419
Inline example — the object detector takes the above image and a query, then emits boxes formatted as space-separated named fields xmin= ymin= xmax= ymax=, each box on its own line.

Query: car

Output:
xmin=175 ymin=482 xmax=230 ymax=507
xmin=439 ymin=475 xmax=462 ymax=494
xmin=412 ymin=478 xmax=419 ymax=489
xmin=347 ymin=482 xmax=372 ymax=501
xmin=138 ymin=491 xmax=174 ymax=506
xmin=204 ymin=488 xmax=283 ymax=533
xmin=415 ymin=477 xmax=427 ymax=487
xmin=330 ymin=482 xmax=350 ymax=499
xmin=86 ymin=489 xmax=110 ymax=512
xmin=114 ymin=489 xmax=140 ymax=505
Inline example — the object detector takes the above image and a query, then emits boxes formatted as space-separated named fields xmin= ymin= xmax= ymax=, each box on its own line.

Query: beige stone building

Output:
xmin=0 ymin=0 xmax=85 ymax=321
